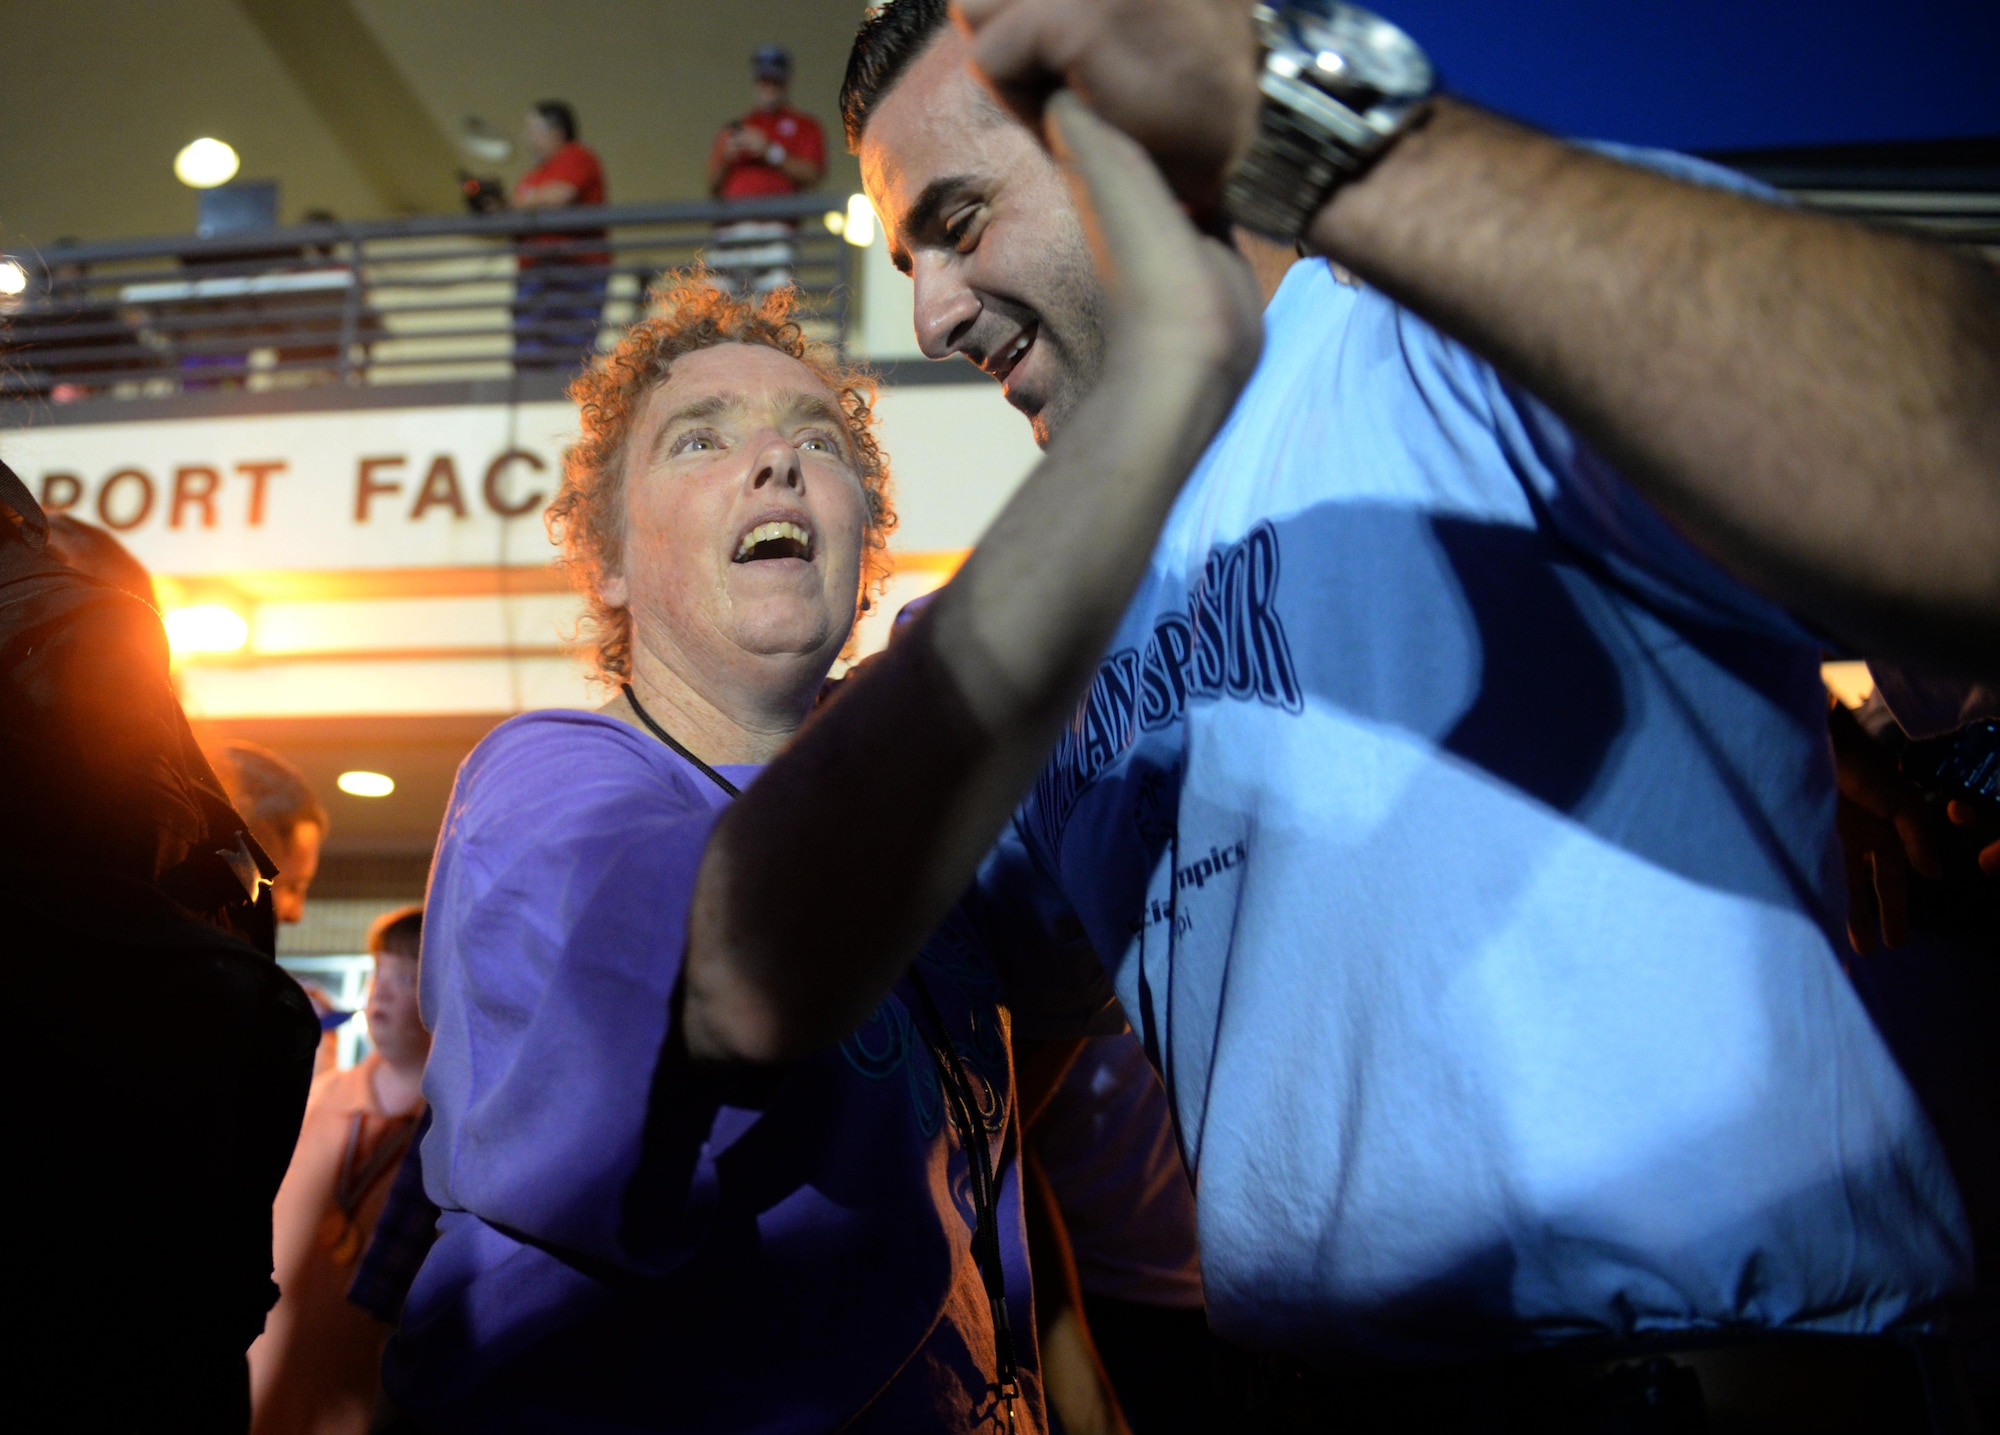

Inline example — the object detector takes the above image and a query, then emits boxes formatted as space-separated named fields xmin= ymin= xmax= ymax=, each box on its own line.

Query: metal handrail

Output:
xmin=2 ymin=191 xmax=855 ymax=403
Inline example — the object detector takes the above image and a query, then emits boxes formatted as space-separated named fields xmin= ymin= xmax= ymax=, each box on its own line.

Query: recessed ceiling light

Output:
xmin=337 ymin=770 xmax=395 ymax=798
xmin=174 ymin=137 xmax=240 ymax=189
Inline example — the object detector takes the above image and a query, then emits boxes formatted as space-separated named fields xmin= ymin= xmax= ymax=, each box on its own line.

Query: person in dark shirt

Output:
xmin=706 ymin=45 xmax=828 ymax=296
xmin=4 ymin=457 xmax=319 ymax=1430
xmin=510 ymin=99 xmax=610 ymax=371
xmin=208 ymin=740 xmax=328 ymax=928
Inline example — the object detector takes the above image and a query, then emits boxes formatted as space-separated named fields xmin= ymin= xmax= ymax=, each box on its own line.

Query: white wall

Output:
xmin=855 ymin=224 xmax=926 ymax=362
xmin=872 ymin=381 xmax=1039 ymax=551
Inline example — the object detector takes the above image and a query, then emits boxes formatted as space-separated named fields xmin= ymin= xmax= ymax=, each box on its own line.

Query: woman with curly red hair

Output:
xmin=384 ymin=96 xmax=1260 ymax=1433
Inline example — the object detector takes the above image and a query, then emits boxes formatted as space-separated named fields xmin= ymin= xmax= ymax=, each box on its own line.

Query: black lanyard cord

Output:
xmin=910 ymin=972 xmax=1019 ymax=1423
xmin=623 ymin=681 xmax=1016 ymax=1423
xmin=621 ymin=683 xmax=741 ymax=798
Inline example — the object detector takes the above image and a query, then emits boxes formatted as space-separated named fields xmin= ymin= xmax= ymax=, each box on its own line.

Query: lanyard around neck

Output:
xmin=620 ymin=683 xmax=741 ymax=799
xmin=909 ymin=972 xmax=1019 ymax=1427
xmin=624 ymin=681 xmax=1016 ymax=1424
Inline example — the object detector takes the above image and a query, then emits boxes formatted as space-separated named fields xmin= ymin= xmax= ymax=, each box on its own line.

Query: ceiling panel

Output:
xmin=0 ymin=1 xmax=871 ymax=253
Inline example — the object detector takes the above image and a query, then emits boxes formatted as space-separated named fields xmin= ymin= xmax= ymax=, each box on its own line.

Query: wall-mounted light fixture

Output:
xmin=840 ymin=193 xmax=877 ymax=249
xmin=337 ymin=770 xmax=396 ymax=798
xmin=163 ymin=602 xmax=250 ymax=656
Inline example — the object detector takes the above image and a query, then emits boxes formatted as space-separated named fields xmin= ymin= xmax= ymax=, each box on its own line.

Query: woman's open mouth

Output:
xmin=733 ymin=520 xmax=814 ymax=563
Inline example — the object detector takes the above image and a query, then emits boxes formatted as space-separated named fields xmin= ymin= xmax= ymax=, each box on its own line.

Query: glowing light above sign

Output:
xmin=337 ymin=770 xmax=396 ymax=798
xmin=0 ymin=260 xmax=27 ymax=297
xmin=174 ymin=137 xmax=241 ymax=189
xmin=842 ymin=193 xmax=876 ymax=249
xmin=164 ymin=603 xmax=250 ymax=655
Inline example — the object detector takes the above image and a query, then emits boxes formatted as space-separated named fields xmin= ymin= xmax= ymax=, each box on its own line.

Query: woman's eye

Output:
xmin=670 ymin=430 xmax=718 ymax=456
xmin=800 ymin=434 xmax=834 ymax=453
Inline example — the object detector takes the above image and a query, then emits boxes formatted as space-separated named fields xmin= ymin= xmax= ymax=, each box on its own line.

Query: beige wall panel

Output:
xmin=0 ymin=0 xmax=384 ymax=247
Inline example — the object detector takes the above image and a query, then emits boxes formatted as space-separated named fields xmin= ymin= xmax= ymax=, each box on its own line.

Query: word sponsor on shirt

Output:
xmin=1027 ymin=522 xmax=1300 ymax=857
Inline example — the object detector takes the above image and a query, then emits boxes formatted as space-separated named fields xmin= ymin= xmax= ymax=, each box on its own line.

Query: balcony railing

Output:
xmin=4 ymin=154 xmax=1990 ymax=415
xmin=1 ymin=191 xmax=855 ymax=405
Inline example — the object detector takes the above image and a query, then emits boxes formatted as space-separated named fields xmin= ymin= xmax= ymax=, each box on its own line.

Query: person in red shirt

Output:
xmin=705 ymin=46 xmax=827 ymax=295
xmin=510 ymin=100 xmax=609 ymax=370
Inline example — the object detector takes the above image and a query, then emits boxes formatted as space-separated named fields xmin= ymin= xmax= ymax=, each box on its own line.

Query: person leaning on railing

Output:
xmin=705 ymin=44 xmax=828 ymax=297
xmin=509 ymin=99 xmax=610 ymax=371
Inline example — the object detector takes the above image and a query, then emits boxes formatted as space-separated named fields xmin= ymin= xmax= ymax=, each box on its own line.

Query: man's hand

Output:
xmin=1047 ymin=90 xmax=1263 ymax=383
xmin=1830 ymin=703 xmax=1947 ymax=956
xmin=1948 ymin=798 xmax=2000 ymax=879
xmin=1837 ymin=789 xmax=1945 ymax=958
xmin=512 ymin=179 xmax=580 ymax=211
xmin=953 ymin=0 xmax=1259 ymax=220
xmin=685 ymin=94 xmax=1260 ymax=1064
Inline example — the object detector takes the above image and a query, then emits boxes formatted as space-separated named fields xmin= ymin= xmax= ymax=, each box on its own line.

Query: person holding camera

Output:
xmin=706 ymin=45 xmax=827 ymax=296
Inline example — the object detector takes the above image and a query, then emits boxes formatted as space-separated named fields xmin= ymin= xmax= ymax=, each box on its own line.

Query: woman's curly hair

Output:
xmin=547 ymin=277 xmax=896 ymax=682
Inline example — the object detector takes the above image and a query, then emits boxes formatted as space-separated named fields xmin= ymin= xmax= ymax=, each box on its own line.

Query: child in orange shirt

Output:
xmin=250 ymin=907 xmax=429 ymax=1435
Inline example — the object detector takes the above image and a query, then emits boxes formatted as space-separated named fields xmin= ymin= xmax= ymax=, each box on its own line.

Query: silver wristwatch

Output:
xmin=1224 ymin=1 xmax=1438 ymax=242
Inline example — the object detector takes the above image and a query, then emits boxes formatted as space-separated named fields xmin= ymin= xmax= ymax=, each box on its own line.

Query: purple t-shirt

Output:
xmin=384 ymin=710 xmax=1044 ymax=1433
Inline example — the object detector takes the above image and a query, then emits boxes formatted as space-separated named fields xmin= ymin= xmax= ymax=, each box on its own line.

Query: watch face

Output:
xmin=1275 ymin=1 xmax=1435 ymax=105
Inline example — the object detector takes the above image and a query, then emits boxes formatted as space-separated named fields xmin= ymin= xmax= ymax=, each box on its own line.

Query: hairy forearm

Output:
xmin=513 ymin=182 xmax=579 ymax=211
xmin=1309 ymin=98 xmax=2000 ymax=669
xmin=683 ymin=341 xmax=1246 ymax=1062
xmin=778 ymin=156 xmax=821 ymax=188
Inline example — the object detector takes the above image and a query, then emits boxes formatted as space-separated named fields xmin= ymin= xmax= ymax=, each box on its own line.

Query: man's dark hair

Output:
xmin=534 ymin=100 xmax=578 ymax=143
xmin=841 ymin=0 xmax=952 ymax=151
xmin=367 ymin=903 xmax=423 ymax=962
xmin=208 ymin=740 xmax=328 ymax=850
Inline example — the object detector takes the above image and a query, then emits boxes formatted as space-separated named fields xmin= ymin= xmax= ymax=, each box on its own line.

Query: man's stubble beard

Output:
xmin=1025 ymin=214 xmax=1111 ymax=450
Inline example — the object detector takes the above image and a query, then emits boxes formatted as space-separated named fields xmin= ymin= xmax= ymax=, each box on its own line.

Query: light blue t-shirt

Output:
xmin=971 ymin=253 xmax=1971 ymax=1365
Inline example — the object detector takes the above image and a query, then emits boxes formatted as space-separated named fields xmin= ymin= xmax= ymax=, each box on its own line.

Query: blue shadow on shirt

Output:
xmin=1195 ymin=500 xmax=1838 ymax=919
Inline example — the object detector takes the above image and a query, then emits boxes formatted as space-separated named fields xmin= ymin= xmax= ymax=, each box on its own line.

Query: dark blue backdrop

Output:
xmin=1374 ymin=2 xmax=2000 ymax=151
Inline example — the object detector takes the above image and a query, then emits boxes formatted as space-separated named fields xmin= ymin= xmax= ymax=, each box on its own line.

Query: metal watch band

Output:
xmin=1224 ymin=67 xmax=1394 ymax=242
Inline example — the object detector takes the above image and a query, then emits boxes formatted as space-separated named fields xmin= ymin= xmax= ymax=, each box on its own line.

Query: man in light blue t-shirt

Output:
xmin=844 ymin=1 xmax=2000 ymax=1425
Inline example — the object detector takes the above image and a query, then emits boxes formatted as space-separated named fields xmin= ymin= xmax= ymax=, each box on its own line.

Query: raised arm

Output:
xmin=1312 ymin=99 xmax=2000 ymax=670
xmin=706 ymin=127 xmax=739 ymax=197
xmin=681 ymin=94 xmax=1262 ymax=1062
xmin=954 ymin=0 xmax=2000 ymax=672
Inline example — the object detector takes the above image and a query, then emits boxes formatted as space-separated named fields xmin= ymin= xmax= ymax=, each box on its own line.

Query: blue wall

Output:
xmin=1376 ymin=2 xmax=2000 ymax=151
